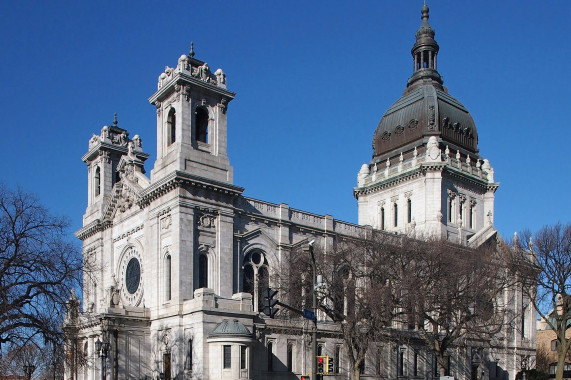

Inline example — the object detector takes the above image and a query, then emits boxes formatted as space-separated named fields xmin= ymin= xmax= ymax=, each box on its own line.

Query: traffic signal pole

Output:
xmin=308 ymin=241 xmax=317 ymax=380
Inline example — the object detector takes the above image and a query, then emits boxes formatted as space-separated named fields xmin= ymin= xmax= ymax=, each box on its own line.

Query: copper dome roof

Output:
xmin=372 ymin=5 xmax=478 ymax=160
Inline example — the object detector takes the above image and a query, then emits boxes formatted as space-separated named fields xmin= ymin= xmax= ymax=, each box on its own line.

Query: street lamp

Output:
xmin=95 ymin=337 xmax=110 ymax=380
xmin=308 ymin=240 xmax=317 ymax=380
xmin=23 ymin=364 xmax=36 ymax=380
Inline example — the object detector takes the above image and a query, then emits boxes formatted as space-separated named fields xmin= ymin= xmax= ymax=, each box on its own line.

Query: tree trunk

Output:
xmin=352 ymin=367 xmax=361 ymax=380
xmin=555 ymin=343 xmax=569 ymax=380
xmin=436 ymin=352 xmax=448 ymax=378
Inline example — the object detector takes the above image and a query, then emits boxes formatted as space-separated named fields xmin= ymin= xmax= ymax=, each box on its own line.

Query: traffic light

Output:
xmin=328 ymin=356 xmax=334 ymax=373
xmin=262 ymin=288 xmax=279 ymax=318
xmin=316 ymin=355 xmax=329 ymax=375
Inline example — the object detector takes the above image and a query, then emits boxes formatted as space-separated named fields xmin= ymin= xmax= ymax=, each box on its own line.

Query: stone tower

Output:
xmin=149 ymin=44 xmax=235 ymax=184
xmin=354 ymin=5 xmax=499 ymax=245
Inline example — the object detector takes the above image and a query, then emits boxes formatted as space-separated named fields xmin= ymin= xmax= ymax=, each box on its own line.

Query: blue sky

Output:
xmin=0 ymin=1 xmax=569 ymax=240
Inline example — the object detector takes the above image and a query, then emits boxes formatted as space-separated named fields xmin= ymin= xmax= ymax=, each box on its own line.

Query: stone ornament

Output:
xmin=198 ymin=214 xmax=216 ymax=229
xmin=425 ymin=136 xmax=441 ymax=162
xmin=160 ymin=214 xmax=172 ymax=230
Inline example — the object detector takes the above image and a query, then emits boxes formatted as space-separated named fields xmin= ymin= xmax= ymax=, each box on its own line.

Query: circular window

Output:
xmin=118 ymin=247 xmax=144 ymax=306
xmin=125 ymin=257 xmax=141 ymax=294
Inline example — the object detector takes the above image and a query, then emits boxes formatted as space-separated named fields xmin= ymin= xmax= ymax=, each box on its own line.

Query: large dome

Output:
xmin=372 ymin=5 xmax=478 ymax=160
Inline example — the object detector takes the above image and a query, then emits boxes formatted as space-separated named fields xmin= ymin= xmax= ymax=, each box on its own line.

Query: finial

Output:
xmin=113 ymin=113 xmax=118 ymax=127
xmin=513 ymin=232 xmax=519 ymax=245
xmin=421 ymin=3 xmax=429 ymax=21
xmin=528 ymin=236 xmax=534 ymax=250
xmin=189 ymin=42 xmax=195 ymax=58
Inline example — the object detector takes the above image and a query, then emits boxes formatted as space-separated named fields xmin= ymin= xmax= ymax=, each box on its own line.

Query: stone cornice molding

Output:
xmin=75 ymin=219 xmax=104 ymax=241
xmin=445 ymin=165 xmax=499 ymax=192
xmin=82 ymin=141 xmax=150 ymax=164
xmin=354 ymin=165 xmax=427 ymax=198
xmin=149 ymin=72 xmax=235 ymax=105
xmin=138 ymin=171 xmax=244 ymax=208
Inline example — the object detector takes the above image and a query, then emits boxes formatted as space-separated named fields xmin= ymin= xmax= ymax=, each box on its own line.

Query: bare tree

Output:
xmin=285 ymin=232 xmax=406 ymax=380
xmin=402 ymin=238 xmax=511 ymax=377
xmin=510 ymin=223 xmax=571 ymax=380
xmin=0 ymin=184 xmax=83 ymax=359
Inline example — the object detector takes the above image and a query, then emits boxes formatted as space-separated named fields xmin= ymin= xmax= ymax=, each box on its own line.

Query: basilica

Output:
xmin=68 ymin=5 xmax=535 ymax=380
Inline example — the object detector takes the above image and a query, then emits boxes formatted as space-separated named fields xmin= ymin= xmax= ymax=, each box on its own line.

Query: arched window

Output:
xmin=198 ymin=254 xmax=208 ymax=289
xmin=243 ymin=250 xmax=269 ymax=312
xmin=394 ymin=203 xmax=398 ymax=227
xmin=165 ymin=255 xmax=172 ymax=301
xmin=380 ymin=207 xmax=385 ymax=230
xmin=195 ymin=107 xmax=208 ymax=143
xmin=94 ymin=166 xmax=101 ymax=196
xmin=167 ymin=108 xmax=176 ymax=145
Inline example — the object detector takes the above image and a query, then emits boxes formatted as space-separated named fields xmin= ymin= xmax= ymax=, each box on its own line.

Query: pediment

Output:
xmin=102 ymin=181 xmax=143 ymax=222
xmin=236 ymin=228 xmax=278 ymax=251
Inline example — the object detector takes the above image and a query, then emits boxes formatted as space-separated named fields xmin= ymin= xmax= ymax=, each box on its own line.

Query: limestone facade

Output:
xmin=69 ymin=7 xmax=535 ymax=380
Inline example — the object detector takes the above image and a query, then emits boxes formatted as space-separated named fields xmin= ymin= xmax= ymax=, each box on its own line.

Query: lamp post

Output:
xmin=95 ymin=337 xmax=110 ymax=380
xmin=308 ymin=240 xmax=317 ymax=380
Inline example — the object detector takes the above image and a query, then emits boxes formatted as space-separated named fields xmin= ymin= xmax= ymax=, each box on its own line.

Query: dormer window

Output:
xmin=195 ymin=106 xmax=208 ymax=143
xmin=167 ymin=108 xmax=176 ymax=145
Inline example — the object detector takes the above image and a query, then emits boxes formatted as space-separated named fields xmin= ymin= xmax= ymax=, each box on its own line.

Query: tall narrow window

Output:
xmin=380 ymin=207 xmax=385 ymax=230
xmin=521 ymin=300 xmax=527 ymax=339
xmin=334 ymin=346 xmax=340 ymax=374
xmin=359 ymin=358 xmax=365 ymax=375
xmin=167 ymin=109 xmax=176 ymax=145
xmin=414 ymin=351 xmax=418 ymax=377
xmin=195 ymin=107 xmax=208 ymax=143
xmin=267 ymin=342 xmax=274 ymax=372
xmin=394 ymin=203 xmax=398 ymax=227
xmin=223 ymin=345 xmax=231 ymax=369
xmin=459 ymin=203 xmax=464 ymax=226
xmin=95 ymin=167 xmax=101 ymax=196
xmin=469 ymin=201 xmax=475 ymax=229
xmin=186 ymin=339 xmax=193 ymax=372
xmin=241 ymin=346 xmax=247 ymax=370
xmin=376 ymin=348 xmax=382 ymax=376
xmin=446 ymin=355 xmax=451 ymax=376
xmin=407 ymin=198 xmax=412 ymax=223
xmin=198 ymin=254 xmax=208 ymax=289
xmin=165 ymin=255 xmax=172 ymax=301
xmin=164 ymin=352 xmax=171 ymax=380
xmin=399 ymin=350 xmax=405 ymax=376
xmin=287 ymin=344 xmax=293 ymax=371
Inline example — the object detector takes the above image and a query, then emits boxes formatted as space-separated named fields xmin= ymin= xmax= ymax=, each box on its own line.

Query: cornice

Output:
xmin=148 ymin=72 xmax=235 ymax=105
xmin=138 ymin=171 xmax=244 ymax=208
xmin=444 ymin=165 xmax=499 ymax=192
xmin=353 ymin=165 xmax=428 ymax=198
xmin=75 ymin=219 xmax=107 ymax=241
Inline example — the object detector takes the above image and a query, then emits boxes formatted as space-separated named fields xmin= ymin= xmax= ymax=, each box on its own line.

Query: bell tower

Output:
xmin=149 ymin=44 xmax=235 ymax=184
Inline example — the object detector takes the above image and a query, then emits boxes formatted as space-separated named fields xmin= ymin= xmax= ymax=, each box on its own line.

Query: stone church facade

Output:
xmin=69 ymin=6 xmax=535 ymax=380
